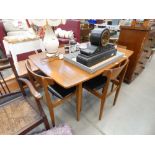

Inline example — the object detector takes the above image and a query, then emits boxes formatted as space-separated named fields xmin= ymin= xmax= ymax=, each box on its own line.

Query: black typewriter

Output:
xmin=77 ymin=28 xmax=117 ymax=67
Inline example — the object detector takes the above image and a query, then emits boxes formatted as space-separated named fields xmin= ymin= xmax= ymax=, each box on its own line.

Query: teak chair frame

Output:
xmin=25 ymin=60 xmax=76 ymax=127
xmin=84 ymin=58 xmax=129 ymax=120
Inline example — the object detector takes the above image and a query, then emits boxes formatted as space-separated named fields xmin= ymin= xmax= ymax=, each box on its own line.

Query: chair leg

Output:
xmin=113 ymin=86 xmax=121 ymax=106
xmin=43 ymin=116 xmax=50 ymax=130
xmin=99 ymin=97 xmax=106 ymax=120
xmin=111 ymin=82 xmax=115 ymax=92
xmin=49 ymin=108 xmax=55 ymax=127
xmin=35 ymin=99 xmax=51 ymax=129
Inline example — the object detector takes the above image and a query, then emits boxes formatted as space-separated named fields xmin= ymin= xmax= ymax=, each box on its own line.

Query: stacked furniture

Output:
xmin=3 ymin=37 xmax=45 ymax=62
xmin=0 ymin=19 xmax=41 ymax=59
xmin=57 ymin=19 xmax=80 ymax=45
xmin=117 ymin=20 xmax=155 ymax=83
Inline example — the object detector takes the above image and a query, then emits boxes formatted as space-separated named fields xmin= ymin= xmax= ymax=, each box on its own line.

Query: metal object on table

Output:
xmin=76 ymin=28 xmax=117 ymax=67
xmin=64 ymin=51 xmax=124 ymax=73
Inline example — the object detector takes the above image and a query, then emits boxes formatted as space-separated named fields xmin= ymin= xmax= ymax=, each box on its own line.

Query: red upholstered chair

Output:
xmin=96 ymin=20 xmax=105 ymax=24
xmin=16 ymin=49 xmax=42 ymax=62
xmin=56 ymin=19 xmax=80 ymax=45
xmin=0 ymin=20 xmax=7 ymax=57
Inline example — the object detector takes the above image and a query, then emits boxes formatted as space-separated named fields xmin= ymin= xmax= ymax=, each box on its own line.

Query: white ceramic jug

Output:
xmin=43 ymin=25 xmax=59 ymax=54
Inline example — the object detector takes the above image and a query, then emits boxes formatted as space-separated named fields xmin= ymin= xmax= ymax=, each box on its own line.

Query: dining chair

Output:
xmin=3 ymin=38 xmax=46 ymax=79
xmin=83 ymin=58 xmax=129 ymax=120
xmin=16 ymin=48 xmax=46 ymax=76
xmin=25 ymin=60 xmax=76 ymax=126
xmin=16 ymin=49 xmax=42 ymax=62
xmin=3 ymin=37 xmax=45 ymax=62
xmin=0 ymin=56 xmax=50 ymax=134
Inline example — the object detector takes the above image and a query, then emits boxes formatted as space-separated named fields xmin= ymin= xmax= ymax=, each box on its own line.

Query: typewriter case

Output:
xmin=77 ymin=28 xmax=117 ymax=67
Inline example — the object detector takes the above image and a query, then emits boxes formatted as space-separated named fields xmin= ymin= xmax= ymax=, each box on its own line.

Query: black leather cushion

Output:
xmin=83 ymin=75 xmax=107 ymax=90
xmin=48 ymin=83 xmax=76 ymax=99
xmin=21 ymin=70 xmax=46 ymax=80
xmin=35 ymin=70 xmax=46 ymax=76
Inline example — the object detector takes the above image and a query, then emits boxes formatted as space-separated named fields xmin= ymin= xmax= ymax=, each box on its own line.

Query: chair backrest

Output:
xmin=25 ymin=60 xmax=54 ymax=105
xmin=0 ymin=55 xmax=22 ymax=102
xmin=26 ymin=59 xmax=45 ymax=87
xmin=16 ymin=49 xmax=42 ymax=61
xmin=106 ymin=58 xmax=129 ymax=81
xmin=100 ymin=58 xmax=129 ymax=99
xmin=3 ymin=38 xmax=45 ymax=63
xmin=0 ymin=58 xmax=11 ymax=96
xmin=25 ymin=59 xmax=54 ymax=86
xmin=111 ymin=59 xmax=129 ymax=80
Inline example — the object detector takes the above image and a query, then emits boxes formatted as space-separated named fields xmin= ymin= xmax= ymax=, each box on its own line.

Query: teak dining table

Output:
xmin=28 ymin=47 xmax=133 ymax=121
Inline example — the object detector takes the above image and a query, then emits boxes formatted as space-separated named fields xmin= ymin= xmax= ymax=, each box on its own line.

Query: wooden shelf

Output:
xmin=120 ymin=26 xmax=150 ymax=31
xmin=118 ymin=20 xmax=155 ymax=83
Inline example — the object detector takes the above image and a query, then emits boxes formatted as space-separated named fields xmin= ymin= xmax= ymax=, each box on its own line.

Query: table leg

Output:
xmin=76 ymin=83 xmax=82 ymax=121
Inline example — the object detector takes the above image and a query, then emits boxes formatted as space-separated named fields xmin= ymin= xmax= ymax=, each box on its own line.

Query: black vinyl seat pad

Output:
xmin=83 ymin=75 xmax=107 ymax=90
xmin=48 ymin=83 xmax=76 ymax=99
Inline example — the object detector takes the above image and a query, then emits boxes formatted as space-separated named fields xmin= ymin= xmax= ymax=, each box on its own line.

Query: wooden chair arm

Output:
xmin=18 ymin=78 xmax=42 ymax=100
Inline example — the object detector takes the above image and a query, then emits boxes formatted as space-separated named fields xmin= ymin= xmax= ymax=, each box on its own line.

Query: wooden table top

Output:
xmin=14 ymin=48 xmax=65 ymax=78
xmin=29 ymin=47 xmax=133 ymax=88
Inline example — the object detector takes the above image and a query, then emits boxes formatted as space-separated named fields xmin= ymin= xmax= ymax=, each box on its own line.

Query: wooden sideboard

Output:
xmin=117 ymin=22 xmax=155 ymax=83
